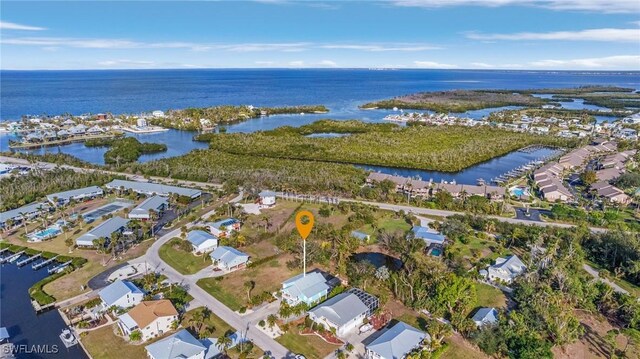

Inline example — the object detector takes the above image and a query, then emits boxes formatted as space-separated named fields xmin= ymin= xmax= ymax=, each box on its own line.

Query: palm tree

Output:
xmin=19 ymin=212 xmax=28 ymax=235
xmin=244 ymin=280 xmax=255 ymax=302
xmin=216 ymin=334 xmax=233 ymax=355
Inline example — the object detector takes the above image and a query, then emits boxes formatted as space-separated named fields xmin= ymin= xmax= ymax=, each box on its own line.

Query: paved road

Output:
xmin=582 ymin=264 xmax=629 ymax=295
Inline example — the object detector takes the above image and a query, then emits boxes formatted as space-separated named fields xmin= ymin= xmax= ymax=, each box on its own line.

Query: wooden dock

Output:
xmin=32 ymin=255 xmax=58 ymax=270
xmin=1 ymin=251 xmax=24 ymax=264
xmin=48 ymin=260 xmax=72 ymax=274
xmin=17 ymin=253 xmax=41 ymax=267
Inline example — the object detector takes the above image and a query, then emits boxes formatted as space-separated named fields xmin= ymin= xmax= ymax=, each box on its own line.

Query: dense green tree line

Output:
xmin=0 ymin=168 xmax=116 ymax=211
xmin=86 ymin=137 xmax=167 ymax=165
xmin=200 ymin=120 xmax=575 ymax=172
xmin=121 ymin=149 xmax=367 ymax=195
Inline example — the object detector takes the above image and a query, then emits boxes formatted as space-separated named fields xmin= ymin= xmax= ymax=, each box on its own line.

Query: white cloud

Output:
xmin=0 ymin=21 xmax=46 ymax=31
xmin=98 ymin=59 xmax=155 ymax=67
xmin=321 ymin=44 xmax=441 ymax=51
xmin=288 ymin=60 xmax=305 ymax=67
xmin=392 ymin=0 xmax=639 ymax=13
xmin=413 ymin=61 xmax=458 ymax=69
xmin=318 ymin=60 xmax=338 ymax=67
xmin=466 ymin=28 xmax=640 ymax=42
xmin=528 ymin=55 xmax=640 ymax=69
xmin=470 ymin=62 xmax=494 ymax=68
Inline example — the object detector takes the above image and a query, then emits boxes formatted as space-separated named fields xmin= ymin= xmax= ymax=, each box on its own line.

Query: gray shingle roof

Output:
xmin=282 ymin=272 xmax=330 ymax=300
xmin=186 ymin=230 xmax=218 ymax=247
xmin=367 ymin=322 xmax=428 ymax=359
xmin=129 ymin=195 xmax=167 ymax=217
xmin=210 ymin=246 xmax=249 ymax=267
xmin=76 ymin=216 xmax=129 ymax=246
xmin=106 ymin=179 xmax=201 ymax=198
xmin=46 ymin=186 xmax=103 ymax=203
xmin=309 ymin=292 xmax=369 ymax=327
xmin=99 ymin=280 xmax=143 ymax=308
xmin=145 ymin=329 xmax=206 ymax=359
xmin=0 ymin=202 xmax=47 ymax=224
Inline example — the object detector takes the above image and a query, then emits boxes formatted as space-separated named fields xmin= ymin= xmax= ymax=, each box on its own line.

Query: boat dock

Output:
xmin=48 ymin=260 xmax=72 ymax=274
xmin=1 ymin=251 xmax=25 ymax=264
xmin=16 ymin=253 xmax=41 ymax=267
xmin=0 ymin=248 xmax=8 ymax=255
xmin=32 ymin=255 xmax=59 ymax=270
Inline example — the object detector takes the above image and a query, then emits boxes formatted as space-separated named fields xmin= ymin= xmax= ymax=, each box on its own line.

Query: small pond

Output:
xmin=351 ymin=252 xmax=403 ymax=270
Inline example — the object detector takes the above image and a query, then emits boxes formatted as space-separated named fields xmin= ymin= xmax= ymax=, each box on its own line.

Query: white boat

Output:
xmin=59 ymin=328 xmax=78 ymax=348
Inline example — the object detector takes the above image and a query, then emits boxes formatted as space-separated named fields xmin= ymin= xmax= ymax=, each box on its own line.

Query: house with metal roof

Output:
xmin=410 ymin=226 xmax=445 ymax=246
xmin=351 ymin=230 xmax=371 ymax=242
xmin=145 ymin=329 xmax=207 ymax=359
xmin=0 ymin=202 xmax=48 ymax=229
xmin=205 ymin=218 xmax=241 ymax=238
xmin=46 ymin=186 xmax=104 ymax=206
xmin=366 ymin=321 xmax=428 ymax=359
xmin=118 ymin=300 xmax=178 ymax=342
xmin=308 ymin=292 xmax=370 ymax=337
xmin=105 ymin=179 xmax=201 ymax=199
xmin=486 ymin=255 xmax=526 ymax=284
xmin=99 ymin=279 xmax=144 ymax=309
xmin=186 ymin=230 xmax=218 ymax=254
xmin=128 ymin=195 xmax=168 ymax=220
xmin=471 ymin=307 xmax=499 ymax=327
xmin=258 ymin=190 xmax=277 ymax=207
xmin=281 ymin=272 xmax=330 ymax=306
xmin=209 ymin=246 xmax=249 ymax=271
xmin=75 ymin=216 xmax=130 ymax=247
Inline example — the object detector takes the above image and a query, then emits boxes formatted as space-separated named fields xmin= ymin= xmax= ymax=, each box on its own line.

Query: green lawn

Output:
xmin=275 ymin=327 xmax=340 ymax=359
xmin=181 ymin=307 xmax=233 ymax=337
xmin=359 ymin=214 xmax=412 ymax=236
xmin=475 ymin=283 xmax=507 ymax=309
xmin=81 ymin=324 xmax=148 ymax=359
xmin=196 ymin=278 xmax=243 ymax=311
xmin=158 ymin=239 xmax=212 ymax=275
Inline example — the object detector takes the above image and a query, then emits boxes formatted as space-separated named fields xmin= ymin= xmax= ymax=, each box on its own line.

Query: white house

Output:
xmin=152 ymin=110 xmax=165 ymax=118
xmin=46 ymin=186 xmax=104 ymax=206
xmin=118 ymin=300 xmax=178 ymax=341
xmin=128 ymin=195 xmax=168 ymax=220
xmin=210 ymin=246 xmax=249 ymax=271
xmin=486 ymin=255 xmax=526 ymax=284
xmin=99 ymin=280 xmax=144 ymax=310
xmin=281 ymin=272 xmax=330 ymax=306
xmin=258 ymin=190 xmax=276 ymax=208
xmin=308 ymin=292 xmax=370 ymax=337
xmin=366 ymin=322 xmax=428 ymax=359
xmin=206 ymin=218 xmax=241 ymax=238
xmin=471 ymin=307 xmax=499 ymax=328
xmin=145 ymin=329 xmax=206 ymax=359
xmin=410 ymin=226 xmax=445 ymax=247
xmin=186 ymin=230 xmax=218 ymax=254
xmin=75 ymin=216 xmax=130 ymax=247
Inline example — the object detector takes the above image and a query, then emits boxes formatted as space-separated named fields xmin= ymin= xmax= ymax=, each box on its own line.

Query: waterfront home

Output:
xmin=94 ymin=113 xmax=108 ymax=121
xmin=99 ymin=279 xmax=144 ymax=310
xmin=117 ymin=300 xmax=178 ymax=342
xmin=46 ymin=186 xmax=104 ymax=206
xmin=209 ymin=246 xmax=249 ymax=271
xmin=128 ymin=195 xmax=168 ymax=220
xmin=62 ymin=119 xmax=76 ymax=126
xmin=281 ymin=272 xmax=330 ymax=306
xmin=366 ymin=321 xmax=428 ymax=359
xmin=69 ymin=124 xmax=87 ymax=135
xmin=616 ymin=128 xmax=638 ymax=141
xmin=258 ymin=190 xmax=277 ymax=207
xmin=486 ymin=255 xmax=526 ymax=284
xmin=308 ymin=289 xmax=378 ymax=337
xmin=152 ymin=110 xmax=165 ymax=118
xmin=75 ymin=216 xmax=130 ymax=247
xmin=410 ymin=226 xmax=445 ymax=247
xmin=206 ymin=218 xmax=241 ymax=238
xmin=0 ymin=202 xmax=49 ymax=229
xmin=145 ymin=329 xmax=214 ymax=359
xmin=186 ymin=230 xmax=218 ymax=254
xmin=105 ymin=179 xmax=202 ymax=199
xmin=136 ymin=118 xmax=148 ymax=127
xmin=472 ymin=307 xmax=499 ymax=327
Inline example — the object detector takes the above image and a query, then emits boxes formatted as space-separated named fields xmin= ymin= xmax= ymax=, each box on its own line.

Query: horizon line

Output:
xmin=2 ymin=67 xmax=640 ymax=72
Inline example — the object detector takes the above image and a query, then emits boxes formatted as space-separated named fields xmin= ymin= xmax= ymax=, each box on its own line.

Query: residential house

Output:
xmin=471 ymin=307 xmax=499 ymax=327
xmin=206 ymin=218 xmax=241 ymax=238
xmin=186 ymin=230 xmax=218 ymax=254
xmin=258 ymin=190 xmax=277 ymax=207
xmin=0 ymin=202 xmax=49 ymax=229
xmin=105 ymin=179 xmax=202 ymax=199
xmin=118 ymin=300 xmax=178 ymax=341
xmin=486 ymin=255 xmax=527 ymax=284
xmin=308 ymin=289 xmax=378 ymax=337
xmin=99 ymin=279 xmax=144 ymax=310
xmin=351 ymin=230 xmax=371 ymax=242
xmin=281 ymin=272 xmax=330 ymax=306
xmin=46 ymin=186 xmax=104 ymax=206
xmin=128 ymin=195 xmax=168 ymax=220
xmin=75 ymin=216 xmax=130 ymax=247
xmin=366 ymin=322 xmax=428 ymax=359
xmin=209 ymin=246 xmax=249 ymax=271
xmin=145 ymin=329 xmax=208 ymax=359
xmin=410 ymin=226 xmax=445 ymax=247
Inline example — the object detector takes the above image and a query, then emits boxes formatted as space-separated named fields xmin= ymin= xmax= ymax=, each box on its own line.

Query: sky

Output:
xmin=1 ymin=0 xmax=639 ymax=70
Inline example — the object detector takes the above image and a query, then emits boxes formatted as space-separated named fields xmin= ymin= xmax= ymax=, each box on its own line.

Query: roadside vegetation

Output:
xmin=198 ymin=120 xmax=575 ymax=172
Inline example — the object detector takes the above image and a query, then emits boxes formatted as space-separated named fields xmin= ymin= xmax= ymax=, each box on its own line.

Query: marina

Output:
xmin=32 ymin=255 xmax=59 ymax=270
xmin=0 ymin=251 xmax=24 ymax=264
xmin=16 ymin=253 xmax=41 ymax=267
xmin=491 ymin=146 xmax=563 ymax=184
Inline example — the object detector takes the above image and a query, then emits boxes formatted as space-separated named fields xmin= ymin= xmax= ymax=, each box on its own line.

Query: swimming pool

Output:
xmin=29 ymin=227 xmax=62 ymax=241
xmin=509 ymin=186 xmax=531 ymax=198
xmin=430 ymin=248 xmax=442 ymax=256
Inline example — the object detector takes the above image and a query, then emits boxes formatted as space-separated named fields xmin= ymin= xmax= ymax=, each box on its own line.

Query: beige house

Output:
xmin=118 ymin=300 xmax=178 ymax=341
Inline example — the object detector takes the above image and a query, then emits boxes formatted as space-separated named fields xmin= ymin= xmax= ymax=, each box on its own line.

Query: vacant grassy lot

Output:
xmin=358 ymin=212 xmax=412 ymax=236
xmin=81 ymin=324 xmax=148 ymax=359
xmin=182 ymin=306 xmax=233 ymax=337
xmin=475 ymin=283 xmax=507 ymax=309
xmin=197 ymin=253 xmax=298 ymax=311
xmin=158 ymin=239 xmax=212 ymax=275
xmin=276 ymin=326 xmax=339 ymax=359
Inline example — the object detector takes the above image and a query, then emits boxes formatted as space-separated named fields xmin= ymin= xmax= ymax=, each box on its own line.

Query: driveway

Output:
xmin=513 ymin=207 xmax=551 ymax=222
